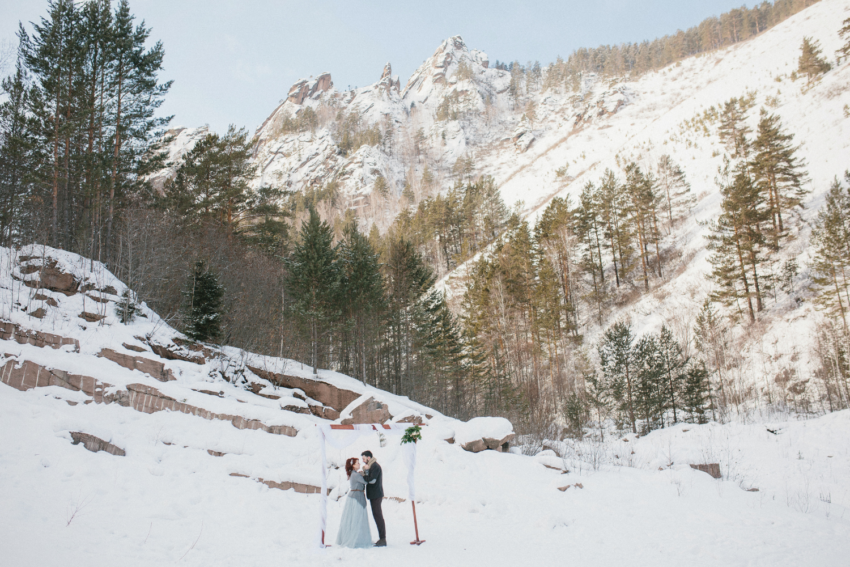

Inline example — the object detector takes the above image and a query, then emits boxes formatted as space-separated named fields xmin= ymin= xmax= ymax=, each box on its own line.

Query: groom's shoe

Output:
xmin=374 ymin=539 xmax=387 ymax=547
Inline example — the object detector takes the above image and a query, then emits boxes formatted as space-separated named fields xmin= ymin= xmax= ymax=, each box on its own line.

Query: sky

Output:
xmin=1 ymin=0 xmax=753 ymax=134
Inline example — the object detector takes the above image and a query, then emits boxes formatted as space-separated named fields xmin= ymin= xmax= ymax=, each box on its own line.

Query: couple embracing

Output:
xmin=336 ymin=450 xmax=387 ymax=548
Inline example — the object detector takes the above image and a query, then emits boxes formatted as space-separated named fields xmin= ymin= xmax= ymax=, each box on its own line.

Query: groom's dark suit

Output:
xmin=362 ymin=462 xmax=386 ymax=541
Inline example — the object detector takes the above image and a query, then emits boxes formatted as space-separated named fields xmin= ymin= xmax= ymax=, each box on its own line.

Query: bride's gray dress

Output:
xmin=335 ymin=470 xmax=372 ymax=548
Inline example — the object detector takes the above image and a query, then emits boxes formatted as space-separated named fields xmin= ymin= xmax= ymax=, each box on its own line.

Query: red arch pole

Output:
xmin=410 ymin=501 xmax=425 ymax=545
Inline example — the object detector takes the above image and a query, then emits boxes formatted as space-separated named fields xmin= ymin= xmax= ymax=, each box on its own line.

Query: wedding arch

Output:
xmin=317 ymin=423 xmax=424 ymax=548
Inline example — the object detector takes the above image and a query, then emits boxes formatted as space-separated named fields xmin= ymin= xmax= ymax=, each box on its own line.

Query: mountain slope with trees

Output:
xmin=2 ymin=0 xmax=850 ymax=440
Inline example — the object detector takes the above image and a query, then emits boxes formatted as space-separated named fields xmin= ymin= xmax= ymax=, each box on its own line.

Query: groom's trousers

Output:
xmin=370 ymin=497 xmax=386 ymax=540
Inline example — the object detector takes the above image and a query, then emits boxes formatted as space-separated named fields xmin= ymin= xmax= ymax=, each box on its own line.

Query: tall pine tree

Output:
xmin=599 ymin=321 xmax=637 ymax=433
xmin=751 ymin=109 xmax=808 ymax=248
xmin=707 ymin=160 xmax=770 ymax=322
xmin=810 ymin=174 xmax=850 ymax=333
xmin=285 ymin=207 xmax=340 ymax=374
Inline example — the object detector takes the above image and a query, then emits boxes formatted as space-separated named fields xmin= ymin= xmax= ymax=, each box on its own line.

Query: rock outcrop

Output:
xmin=126 ymin=383 xmax=297 ymax=437
xmin=97 ymin=348 xmax=176 ymax=382
xmin=0 ymin=321 xmax=79 ymax=351
xmin=460 ymin=434 xmax=515 ymax=453
xmin=20 ymin=258 xmax=80 ymax=296
xmin=287 ymin=73 xmax=333 ymax=105
xmin=148 ymin=340 xmax=206 ymax=365
xmin=248 ymin=365 xmax=359 ymax=414
xmin=340 ymin=396 xmax=391 ymax=425
xmin=230 ymin=473 xmax=327 ymax=495
xmin=1 ymin=355 xmax=121 ymax=405
xmin=690 ymin=463 xmax=721 ymax=479
xmin=0 ymin=354 xmax=297 ymax=437
xmin=70 ymin=432 xmax=126 ymax=457
xmin=454 ymin=417 xmax=515 ymax=453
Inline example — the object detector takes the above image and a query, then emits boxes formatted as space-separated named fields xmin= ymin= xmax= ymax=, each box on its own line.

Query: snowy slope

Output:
xmin=431 ymin=0 xmax=850 ymax=404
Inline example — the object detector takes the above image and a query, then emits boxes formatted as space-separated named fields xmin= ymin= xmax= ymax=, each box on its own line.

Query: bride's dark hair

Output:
xmin=345 ymin=457 xmax=358 ymax=479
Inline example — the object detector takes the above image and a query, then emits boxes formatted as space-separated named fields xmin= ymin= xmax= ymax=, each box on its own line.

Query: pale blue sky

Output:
xmin=2 ymin=0 xmax=751 ymax=134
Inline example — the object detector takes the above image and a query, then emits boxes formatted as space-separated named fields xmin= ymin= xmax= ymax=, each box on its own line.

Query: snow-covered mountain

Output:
xmin=1 ymin=244 xmax=849 ymax=565
xmin=163 ymin=0 xmax=847 ymax=224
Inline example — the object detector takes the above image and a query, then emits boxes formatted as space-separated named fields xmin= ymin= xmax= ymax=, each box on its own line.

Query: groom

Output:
xmin=361 ymin=450 xmax=386 ymax=547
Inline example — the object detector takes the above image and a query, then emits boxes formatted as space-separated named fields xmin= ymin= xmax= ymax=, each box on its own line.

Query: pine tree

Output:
xmin=237 ymin=185 xmax=290 ymax=256
xmin=383 ymin=235 xmax=434 ymax=393
xmin=19 ymin=0 xmax=82 ymax=248
xmin=797 ymin=36 xmax=831 ymax=84
xmin=598 ymin=170 xmax=633 ymax=287
xmin=216 ymin=125 xmax=256 ymax=227
xmin=625 ymin=162 xmax=662 ymax=288
xmin=115 ymin=289 xmax=137 ymax=324
xmin=656 ymin=325 xmax=687 ymax=424
xmin=706 ymin=160 xmax=769 ymax=322
xmin=633 ymin=334 xmax=664 ymax=433
xmin=535 ymin=196 xmax=581 ymax=337
xmin=18 ymin=0 xmax=170 ymax=256
xmin=163 ymin=133 xmax=221 ymax=219
xmin=0 ymin=59 xmax=41 ymax=246
xmin=460 ymin=257 xmax=503 ymax=414
xmin=584 ymin=368 xmax=610 ymax=440
xmin=717 ymin=97 xmax=751 ymax=159
xmin=682 ymin=363 xmax=710 ymax=424
xmin=184 ymin=260 xmax=224 ymax=342
xmin=694 ymin=299 xmax=727 ymax=415
xmin=337 ymin=218 xmax=385 ymax=382
xmin=810 ymin=175 xmax=850 ymax=333
xmin=838 ymin=17 xmax=850 ymax=63
xmin=563 ymin=392 xmax=587 ymax=438
xmin=163 ymin=126 xmax=255 ymax=228
xmin=598 ymin=321 xmax=637 ymax=433
xmin=656 ymin=154 xmax=692 ymax=229
xmin=751 ymin=109 xmax=808 ymax=247
xmin=285 ymin=207 xmax=339 ymax=374
xmin=419 ymin=289 xmax=466 ymax=417
xmin=575 ymin=183 xmax=607 ymax=323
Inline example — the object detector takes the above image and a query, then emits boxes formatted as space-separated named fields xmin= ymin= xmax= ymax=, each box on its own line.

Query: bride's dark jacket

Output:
xmin=362 ymin=462 xmax=384 ymax=500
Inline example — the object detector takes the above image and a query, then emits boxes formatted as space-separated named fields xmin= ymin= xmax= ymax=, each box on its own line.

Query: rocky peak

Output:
xmin=378 ymin=62 xmax=400 ymax=94
xmin=420 ymin=36 xmax=467 ymax=87
xmin=287 ymin=72 xmax=333 ymax=105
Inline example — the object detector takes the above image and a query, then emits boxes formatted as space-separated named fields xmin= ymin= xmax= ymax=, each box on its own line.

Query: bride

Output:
xmin=335 ymin=457 xmax=373 ymax=548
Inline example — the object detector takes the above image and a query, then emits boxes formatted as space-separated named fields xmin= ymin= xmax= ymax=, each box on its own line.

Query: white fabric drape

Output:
xmin=316 ymin=424 xmax=417 ymax=549
xmin=403 ymin=441 xmax=416 ymax=501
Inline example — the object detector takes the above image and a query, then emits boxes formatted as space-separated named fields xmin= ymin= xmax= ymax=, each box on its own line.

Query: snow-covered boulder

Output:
xmin=454 ymin=416 xmax=514 ymax=453
xmin=339 ymin=395 xmax=391 ymax=425
xmin=535 ymin=449 xmax=568 ymax=472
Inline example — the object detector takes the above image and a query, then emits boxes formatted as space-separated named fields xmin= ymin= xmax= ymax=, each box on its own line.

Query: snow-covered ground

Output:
xmin=2 ymin=384 xmax=848 ymax=566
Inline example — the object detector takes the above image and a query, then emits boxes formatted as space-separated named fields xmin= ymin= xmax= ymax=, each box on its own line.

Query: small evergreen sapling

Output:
xmin=838 ymin=17 xmax=850 ymax=62
xmin=183 ymin=260 xmax=224 ymax=343
xmin=682 ymin=363 xmax=711 ymax=424
xmin=797 ymin=37 xmax=831 ymax=84
xmin=115 ymin=289 xmax=137 ymax=324
xmin=563 ymin=392 xmax=588 ymax=439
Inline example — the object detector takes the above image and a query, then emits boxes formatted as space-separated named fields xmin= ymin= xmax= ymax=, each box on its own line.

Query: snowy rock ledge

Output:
xmin=454 ymin=416 xmax=514 ymax=453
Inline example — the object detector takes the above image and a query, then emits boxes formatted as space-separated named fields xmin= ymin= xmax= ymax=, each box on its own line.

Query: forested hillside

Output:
xmin=2 ymin=0 xmax=849 ymax=443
